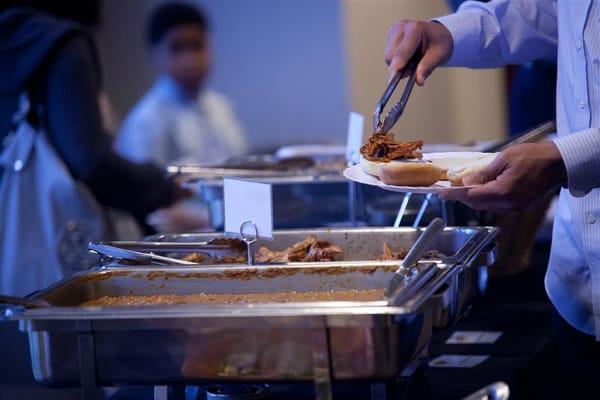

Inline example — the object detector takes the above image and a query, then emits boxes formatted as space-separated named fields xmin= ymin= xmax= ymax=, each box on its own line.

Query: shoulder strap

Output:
xmin=11 ymin=91 xmax=45 ymax=132
xmin=2 ymin=94 xmax=30 ymax=150
xmin=0 ymin=94 xmax=36 ymax=172
xmin=12 ymin=94 xmax=31 ymax=126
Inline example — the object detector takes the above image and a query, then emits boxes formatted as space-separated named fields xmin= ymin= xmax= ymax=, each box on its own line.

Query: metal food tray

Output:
xmin=197 ymin=178 xmax=350 ymax=230
xmin=141 ymin=227 xmax=499 ymax=267
xmin=106 ymin=227 xmax=499 ymax=330
xmin=167 ymin=157 xmax=347 ymax=186
xmin=168 ymin=158 xmax=353 ymax=229
xmin=6 ymin=260 xmax=456 ymax=389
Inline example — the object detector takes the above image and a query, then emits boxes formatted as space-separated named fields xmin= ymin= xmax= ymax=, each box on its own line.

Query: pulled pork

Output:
xmin=380 ymin=242 xmax=409 ymax=261
xmin=378 ymin=242 xmax=446 ymax=261
xmin=183 ymin=253 xmax=206 ymax=263
xmin=255 ymin=235 xmax=342 ymax=263
xmin=360 ymin=133 xmax=423 ymax=162
xmin=183 ymin=253 xmax=247 ymax=264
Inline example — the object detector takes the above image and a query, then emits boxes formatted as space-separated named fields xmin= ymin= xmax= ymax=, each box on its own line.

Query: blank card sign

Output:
xmin=346 ymin=111 xmax=364 ymax=164
xmin=224 ymin=178 xmax=274 ymax=240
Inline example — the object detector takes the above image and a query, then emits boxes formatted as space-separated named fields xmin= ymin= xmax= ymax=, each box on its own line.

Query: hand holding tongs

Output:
xmin=373 ymin=49 xmax=423 ymax=134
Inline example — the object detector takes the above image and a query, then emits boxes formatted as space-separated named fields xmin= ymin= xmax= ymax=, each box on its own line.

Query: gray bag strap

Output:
xmin=0 ymin=94 xmax=36 ymax=172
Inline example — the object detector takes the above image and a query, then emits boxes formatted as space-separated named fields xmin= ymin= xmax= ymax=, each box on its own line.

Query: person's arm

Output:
xmin=435 ymin=0 xmax=558 ymax=68
xmin=553 ymin=129 xmax=600 ymax=197
xmin=211 ymin=94 xmax=248 ymax=156
xmin=41 ymin=36 xmax=180 ymax=219
xmin=385 ymin=0 xmax=557 ymax=84
xmin=117 ymin=108 xmax=172 ymax=165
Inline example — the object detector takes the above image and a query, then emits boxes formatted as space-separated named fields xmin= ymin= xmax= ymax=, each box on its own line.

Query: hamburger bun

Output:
xmin=358 ymin=152 xmax=497 ymax=187
xmin=359 ymin=156 xmax=382 ymax=177
xmin=378 ymin=161 xmax=444 ymax=187
xmin=446 ymin=154 xmax=496 ymax=186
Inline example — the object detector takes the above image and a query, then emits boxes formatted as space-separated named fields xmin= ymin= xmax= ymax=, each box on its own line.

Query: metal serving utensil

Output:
xmin=386 ymin=217 xmax=446 ymax=298
xmin=461 ymin=381 xmax=510 ymax=400
xmin=483 ymin=120 xmax=556 ymax=152
xmin=373 ymin=50 xmax=422 ymax=134
xmin=0 ymin=294 xmax=50 ymax=309
xmin=105 ymin=238 xmax=246 ymax=254
xmin=88 ymin=243 xmax=197 ymax=266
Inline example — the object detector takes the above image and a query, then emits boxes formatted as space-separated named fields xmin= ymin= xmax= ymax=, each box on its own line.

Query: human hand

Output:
xmin=172 ymin=176 xmax=194 ymax=202
xmin=439 ymin=143 xmax=567 ymax=212
xmin=385 ymin=20 xmax=453 ymax=85
xmin=147 ymin=201 xmax=210 ymax=233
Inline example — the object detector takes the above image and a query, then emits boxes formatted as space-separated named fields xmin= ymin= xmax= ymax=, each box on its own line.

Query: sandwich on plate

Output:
xmin=359 ymin=132 xmax=496 ymax=187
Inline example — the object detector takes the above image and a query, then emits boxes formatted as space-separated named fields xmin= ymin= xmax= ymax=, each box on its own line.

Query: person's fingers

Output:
xmin=439 ymin=155 xmax=508 ymax=201
xmin=438 ymin=187 xmax=469 ymax=201
xmin=384 ymin=24 xmax=405 ymax=66
xmin=440 ymin=179 xmax=514 ymax=211
xmin=415 ymin=45 xmax=443 ymax=85
xmin=462 ymin=153 xmax=509 ymax=186
xmin=387 ymin=22 xmax=422 ymax=77
xmin=464 ymin=178 xmax=522 ymax=211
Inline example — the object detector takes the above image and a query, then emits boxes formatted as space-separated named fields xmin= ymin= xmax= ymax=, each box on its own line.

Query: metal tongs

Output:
xmin=88 ymin=238 xmax=247 ymax=266
xmin=88 ymin=242 xmax=197 ymax=266
xmin=386 ymin=217 xmax=446 ymax=300
xmin=373 ymin=50 xmax=422 ymax=134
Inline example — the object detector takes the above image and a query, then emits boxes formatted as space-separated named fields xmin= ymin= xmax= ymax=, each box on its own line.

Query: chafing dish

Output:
xmin=6 ymin=260 xmax=454 ymax=388
xmin=1 ymin=226 xmax=497 ymax=400
xmin=135 ymin=226 xmax=499 ymax=328
xmin=141 ymin=226 xmax=498 ymax=266
xmin=169 ymin=156 xmax=351 ymax=229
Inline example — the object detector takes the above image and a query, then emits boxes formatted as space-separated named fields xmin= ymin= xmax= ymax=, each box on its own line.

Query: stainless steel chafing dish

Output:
xmin=168 ymin=155 xmax=440 ymax=229
xmin=6 ymin=260 xmax=450 ymax=394
xmin=169 ymin=155 xmax=353 ymax=230
xmin=1 ymin=226 xmax=497 ymax=398
xmin=140 ymin=226 xmax=498 ymax=265
xmin=109 ymin=227 xmax=499 ymax=328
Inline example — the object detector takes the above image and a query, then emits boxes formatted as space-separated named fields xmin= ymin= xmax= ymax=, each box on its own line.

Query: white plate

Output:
xmin=343 ymin=152 xmax=497 ymax=194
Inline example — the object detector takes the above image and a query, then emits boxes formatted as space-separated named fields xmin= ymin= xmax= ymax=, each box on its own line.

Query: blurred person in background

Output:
xmin=117 ymin=2 xmax=248 ymax=233
xmin=0 ymin=0 xmax=187 ymax=392
xmin=117 ymin=2 xmax=247 ymax=166
xmin=0 ymin=0 xmax=186 ymax=226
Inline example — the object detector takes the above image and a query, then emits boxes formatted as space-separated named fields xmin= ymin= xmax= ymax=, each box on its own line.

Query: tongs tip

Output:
xmin=372 ymin=50 xmax=422 ymax=134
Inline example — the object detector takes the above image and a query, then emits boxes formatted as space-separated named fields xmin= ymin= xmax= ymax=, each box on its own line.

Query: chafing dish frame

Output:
xmin=3 ymin=227 xmax=498 ymax=400
xmin=4 ymin=259 xmax=462 ymax=399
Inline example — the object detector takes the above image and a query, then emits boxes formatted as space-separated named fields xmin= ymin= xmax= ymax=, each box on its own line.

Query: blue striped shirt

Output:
xmin=436 ymin=0 xmax=600 ymax=337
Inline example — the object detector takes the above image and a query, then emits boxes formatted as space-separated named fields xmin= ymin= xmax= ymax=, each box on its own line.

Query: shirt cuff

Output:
xmin=433 ymin=10 xmax=482 ymax=67
xmin=552 ymin=129 xmax=600 ymax=197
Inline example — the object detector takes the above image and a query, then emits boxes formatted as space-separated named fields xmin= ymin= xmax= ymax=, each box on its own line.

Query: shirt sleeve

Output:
xmin=434 ymin=0 xmax=558 ymax=68
xmin=552 ymin=129 xmax=600 ymax=197
xmin=117 ymin=106 xmax=172 ymax=165
xmin=42 ymin=36 xmax=176 ymax=219
xmin=208 ymin=92 xmax=248 ymax=156
xmin=221 ymin=100 xmax=248 ymax=156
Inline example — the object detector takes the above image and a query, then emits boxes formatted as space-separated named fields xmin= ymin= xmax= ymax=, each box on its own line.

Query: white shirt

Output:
xmin=437 ymin=0 xmax=600 ymax=337
xmin=117 ymin=76 xmax=247 ymax=165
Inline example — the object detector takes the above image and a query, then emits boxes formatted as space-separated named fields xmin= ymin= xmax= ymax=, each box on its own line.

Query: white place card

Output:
xmin=346 ymin=112 xmax=365 ymax=164
xmin=429 ymin=355 xmax=490 ymax=368
xmin=224 ymin=178 xmax=274 ymax=240
xmin=446 ymin=331 xmax=503 ymax=345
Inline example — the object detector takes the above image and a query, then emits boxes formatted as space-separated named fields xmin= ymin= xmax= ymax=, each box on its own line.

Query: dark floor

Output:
xmin=407 ymin=240 xmax=554 ymax=400
xmin=0 ymin=242 xmax=554 ymax=400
